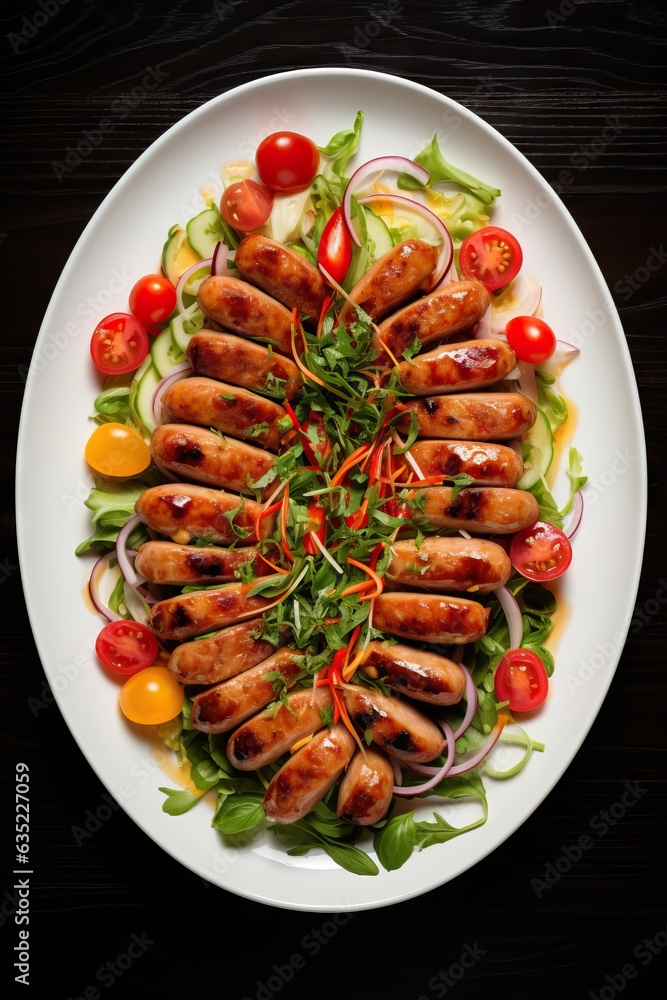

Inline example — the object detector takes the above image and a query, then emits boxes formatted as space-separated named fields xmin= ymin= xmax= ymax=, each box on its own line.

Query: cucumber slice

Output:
xmin=151 ymin=327 xmax=186 ymax=379
xmin=517 ymin=404 xmax=554 ymax=490
xmin=170 ymin=301 xmax=205 ymax=355
xmin=132 ymin=361 xmax=160 ymax=436
xmin=346 ymin=206 xmax=395 ymax=288
xmin=162 ymin=224 xmax=201 ymax=284
xmin=363 ymin=206 xmax=394 ymax=259
xmin=186 ymin=205 xmax=227 ymax=259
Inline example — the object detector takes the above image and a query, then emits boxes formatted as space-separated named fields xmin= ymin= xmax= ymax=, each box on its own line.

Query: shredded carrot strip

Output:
xmin=347 ymin=556 xmax=384 ymax=594
xmin=257 ymin=551 xmax=290 ymax=576
xmin=290 ymin=735 xmax=314 ymax=754
xmin=342 ymin=647 xmax=366 ymax=682
xmin=253 ymin=499 xmax=282 ymax=543
xmin=329 ymin=444 xmax=372 ymax=488
xmin=339 ymin=579 xmax=374 ymax=598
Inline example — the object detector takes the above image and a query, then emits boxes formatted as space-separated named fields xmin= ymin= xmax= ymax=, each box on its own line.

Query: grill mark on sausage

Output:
xmin=160 ymin=494 xmax=192 ymax=519
xmin=423 ymin=397 xmax=437 ymax=415
xmin=444 ymin=489 xmax=483 ymax=520
xmin=186 ymin=552 xmax=224 ymax=577
xmin=387 ymin=730 xmax=417 ymax=753
xmin=230 ymin=728 xmax=264 ymax=762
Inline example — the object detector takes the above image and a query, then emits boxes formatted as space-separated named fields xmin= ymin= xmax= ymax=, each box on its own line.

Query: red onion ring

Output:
xmin=151 ymin=362 xmax=193 ymax=426
xmin=358 ymin=193 xmax=453 ymax=291
xmin=390 ymin=756 xmax=403 ymax=787
xmin=176 ymin=257 xmax=212 ymax=314
xmin=89 ymin=551 xmax=122 ymax=622
xmin=453 ymin=665 xmax=479 ymax=742
xmin=517 ymin=360 xmax=538 ymax=402
xmin=495 ymin=584 xmax=524 ymax=651
xmin=564 ymin=490 xmax=584 ymax=539
xmin=447 ymin=721 xmax=505 ymax=777
xmin=211 ymin=240 xmax=236 ymax=276
xmin=393 ymin=720 xmax=455 ymax=797
xmin=343 ymin=156 xmax=430 ymax=248
xmin=116 ymin=515 xmax=144 ymax=588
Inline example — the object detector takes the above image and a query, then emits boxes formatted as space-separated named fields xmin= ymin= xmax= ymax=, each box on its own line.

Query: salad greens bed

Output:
xmin=78 ymin=112 xmax=585 ymax=875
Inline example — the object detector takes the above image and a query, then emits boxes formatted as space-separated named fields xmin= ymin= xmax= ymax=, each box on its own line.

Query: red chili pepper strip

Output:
xmin=330 ymin=444 xmax=372 ymax=488
xmin=280 ymin=483 xmax=294 ymax=564
xmin=316 ymin=293 xmax=334 ymax=338
xmin=283 ymin=401 xmax=300 ymax=433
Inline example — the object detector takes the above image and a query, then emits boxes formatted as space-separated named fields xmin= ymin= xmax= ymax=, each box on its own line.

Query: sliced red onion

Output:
xmin=453 ymin=665 xmax=479 ymax=741
xmin=211 ymin=241 xmax=234 ymax=276
xmin=517 ymin=360 xmax=538 ymax=402
xmin=564 ymin=490 xmax=584 ymax=539
xmin=358 ymin=193 xmax=453 ymax=290
xmin=505 ymin=365 xmax=521 ymax=380
xmin=393 ymin=721 xmax=455 ymax=797
xmin=549 ymin=339 xmax=581 ymax=368
xmin=89 ymin=551 xmax=122 ymax=622
xmin=123 ymin=580 xmax=150 ymax=623
xmin=390 ymin=756 xmax=403 ymax=787
xmin=489 ymin=285 xmax=542 ymax=334
xmin=343 ymin=156 xmax=430 ymax=248
xmin=116 ymin=515 xmax=145 ymax=588
xmin=176 ymin=257 xmax=212 ymax=313
xmin=151 ymin=362 xmax=193 ymax=425
xmin=447 ymin=722 xmax=505 ymax=776
xmin=496 ymin=584 xmax=524 ymax=650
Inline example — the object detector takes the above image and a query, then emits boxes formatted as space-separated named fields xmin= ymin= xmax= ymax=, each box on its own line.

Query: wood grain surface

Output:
xmin=1 ymin=2 xmax=665 ymax=997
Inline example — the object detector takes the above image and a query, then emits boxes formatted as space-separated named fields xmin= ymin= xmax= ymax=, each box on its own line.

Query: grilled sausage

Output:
xmin=414 ymin=485 xmax=540 ymax=534
xmin=373 ymin=592 xmax=490 ymax=644
xmin=386 ymin=537 xmax=511 ymax=593
xmin=341 ymin=685 xmax=445 ymax=763
xmin=135 ymin=483 xmax=271 ymax=545
xmin=340 ymin=239 xmax=438 ymax=326
xmin=134 ymin=541 xmax=268 ymax=586
xmin=190 ymin=647 xmax=305 ymax=734
xmin=408 ymin=439 xmax=524 ymax=487
xmin=235 ymin=234 xmax=327 ymax=325
xmin=186 ymin=329 xmax=302 ymax=401
xmin=161 ymin=376 xmax=286 ymax=451
xmin=197 ymin=275 xmax=293 ymax=353
xmin=263 ymin=724 xmax=356 ymax=824
xmin=361 ymin=641 xmax=465 ymax=706
xmin=151 ymin=424 xmax=275 ymax=494
xmin=167 ymin=620 xmax=284 ymax=685
xmin=397 ymin=338 xmax=517 ymax=394
xmin=399 ymin=392 xmax=536 ymax=441
xmin=148 ymin=581 xmax=273 ymax=640
xmin=373 ymin=279 xmax=489 ymax=366
xmin=336 ymin=747 xmax=395 ymax=826
xmin=227 ymin=687 xmax=332 ymax=770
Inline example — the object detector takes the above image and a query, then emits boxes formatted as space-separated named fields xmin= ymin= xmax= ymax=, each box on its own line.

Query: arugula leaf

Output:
xmin=159 ymin=787 xmax=202 ymax=816
xmin=398 ymin=134 xmax=501 ymax=205
xmin=212 ymin=793 xmax=266 ymax=835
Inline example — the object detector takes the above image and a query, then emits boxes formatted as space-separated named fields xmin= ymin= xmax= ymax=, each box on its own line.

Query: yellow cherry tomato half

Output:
xmin=119 ymin=666 xmax=184 ymax=725
xmin=85 ymin=422 xmax=151 ymax=479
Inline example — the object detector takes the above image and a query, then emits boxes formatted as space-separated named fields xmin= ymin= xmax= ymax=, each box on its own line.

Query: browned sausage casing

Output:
xmin=361 ymin=641 xmax=465 ymax=706
xmin=340 ymin=239 xmax=438 ymax=326
xmin=167 ymin=620 xmax=283 ymax=685
xmin=341 ymin=685 xmax=445 ymax=763
xmin=414 ymin=486 xmax=540 ymax=534
xmin=135 ymin=483 xmax=271 ymax=545
xmin=263 ymin=724 xmax=356 ymax=824
xmin=227 ymin=688 xmax=332 ymax=770
xmin=148 ymin=581 xmax=272 ymax=640
xmin=400 ymin=392 xmax=536 ymax=441
xmin=336 ymin=748 xmax=395 ymax=826
xmin=197 ymin=275 xmax=293 ymax=353
xmin=186 ymin=329 xmax=302 ymax=400
xmin=373 ymin=592 xmax=490 ymax=644
xmin=397 ymin=338 xmax=517 ymax=394
xmin=134 ymin=541 xmax=268 ymax=587
xmin=151 ymin=424 xmax=275 ymax=494
xmin=386 ymin=537 xmax=511 ymax=593
xmin=373 ymin=279 xmax=489 ymax=366
xmin=162 ymin=376 xmax=286 ymax=451
xmin=190 ymin=647 xmax=305 ymax=734
xmin=235 ymin=234 xmax=327 ymax=325
xmin=408 ymin=439 xmax=524 ymax=487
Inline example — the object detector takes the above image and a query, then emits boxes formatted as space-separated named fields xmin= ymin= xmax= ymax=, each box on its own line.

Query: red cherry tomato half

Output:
xmin=494 ymin=648 xmax=549 ymax=712
xmin=505 ymin=315 xmax=557 ymax=365
xmin=458 ymin=225 xmax=523 ymax=292
xmin=317 ymin=208 xmax=352 ymax=284
xmin=220 ymin=179 xmax=274 ymax=232
xmin=510 ymin=520 xmax=573 ymax=582
xmin=129 ymin=273 xmax=177 ymax=327
xmin=90 ymin=312 xmax=149 ymax=376
xmin=255 ymin=131 xmax=320 ymax=193
xmin=95 ymin=620 xmax=159 ymax=676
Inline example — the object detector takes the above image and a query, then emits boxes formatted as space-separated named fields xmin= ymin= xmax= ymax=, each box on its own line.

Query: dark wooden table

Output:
xmin=2 ymin=2 xmax=665 ymax=997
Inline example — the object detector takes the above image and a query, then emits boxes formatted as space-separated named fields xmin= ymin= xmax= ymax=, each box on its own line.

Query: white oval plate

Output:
xmin=16 ymin=68 xmax=646 ymax=911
